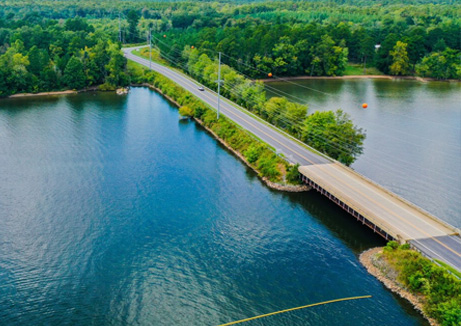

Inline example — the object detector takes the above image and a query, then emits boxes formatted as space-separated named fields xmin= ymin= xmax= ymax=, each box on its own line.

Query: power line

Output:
xmin=221 ymin=77 xmax=461 ymax=187
xmin=221 ymin=52 xmax=460 ymax=131
xmin=163 ymin=47 xmax=461 ymax=171
xmin=126 ymin=40 xmax=461 ymax=186
xmin=220 ymin=54 xmax=461 ymax=151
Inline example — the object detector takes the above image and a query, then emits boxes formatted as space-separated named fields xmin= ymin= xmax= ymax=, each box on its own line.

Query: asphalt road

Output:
xmin=123 ymin=47 xmax=461 ymax=272
xmin=124 ymin=47 xmax=330 ymax=166
xmin=411 ymin=236 xmax=461 ymax=271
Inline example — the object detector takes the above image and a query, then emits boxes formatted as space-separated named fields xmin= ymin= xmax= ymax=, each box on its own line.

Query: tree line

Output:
xmin=1 ymin=1 xmax=459 ymax=79
xmin=0 ymin=17 xmax=128 ymax=97
xmin=180 ymin=47 xmax=365 ymax=165
xmin=128 ymin=60 xmax=300 ymax=184
xmin=156 ymin=11 xmax=460 ymax=79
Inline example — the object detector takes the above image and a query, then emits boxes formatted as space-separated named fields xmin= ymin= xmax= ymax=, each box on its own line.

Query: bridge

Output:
xmin=123 ymin=46 xmax=461 ymax=272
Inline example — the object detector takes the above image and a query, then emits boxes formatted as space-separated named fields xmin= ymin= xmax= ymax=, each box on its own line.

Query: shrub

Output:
xmin=382 ymin=242 xmax=461 ymax=325
xmin=179 ymin=105 xmax=194 ymax=117
xmin=128 ymin=62 xmax=294 ymax=184
xmin=286 ymin=164 xmax=301 ymax=184
xmin=385 ymin=241 xmax=399 ymax=251
xmin=244 ymin=144 xmax=265 ymax=164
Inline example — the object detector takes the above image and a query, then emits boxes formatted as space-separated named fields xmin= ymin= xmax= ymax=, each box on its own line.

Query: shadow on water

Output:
xmin=284 ymin=190 xmax=386 ymax=253
xmin=0 ymin=94 xmax=63 ymax=112
xmin=186 ymin=116 xmax=385 ymax=253
xmin=185 ymin=117 xmax=429 ymax=325
xmin=65 ymin=92 xmax=128 ymax=111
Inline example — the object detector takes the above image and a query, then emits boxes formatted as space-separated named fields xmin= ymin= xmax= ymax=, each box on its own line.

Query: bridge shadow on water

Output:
xmin=186 ymin=119 xmax=431 ymax=324
xmin=247 ymin=172 xmax=430 ymax=324
xmin=281 ymin=190 xmax=387 ymax=254
xmin=188 ymin=117 xmax=387 ymax=254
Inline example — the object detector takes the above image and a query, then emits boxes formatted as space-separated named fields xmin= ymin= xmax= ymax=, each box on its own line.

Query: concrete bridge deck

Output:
xmin=124 ymin=46 xmax=461 ymax=272
xmin=298 ymin=164 xmax=460 ymax=271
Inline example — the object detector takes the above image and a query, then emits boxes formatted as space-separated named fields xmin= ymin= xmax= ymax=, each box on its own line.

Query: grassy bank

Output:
xmin=365 ymin=242 xmax=460 ymax=326
xmin=132 ymin=47 xmax=366 ymax=166
xmin=344 ymin=63 xmax=384 ymax=76
xmin=127 ymin=61 xmax=303 ymax=188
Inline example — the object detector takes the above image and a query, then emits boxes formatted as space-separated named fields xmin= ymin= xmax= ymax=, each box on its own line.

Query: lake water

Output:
xmin=266 ymin=79 xmax=461 ymax=228
xmin=0 ymin=88 xmax=429 ymax=325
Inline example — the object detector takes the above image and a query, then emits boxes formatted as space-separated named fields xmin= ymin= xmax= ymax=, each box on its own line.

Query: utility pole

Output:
xmin=217 ymin=52 xmax=222 ymax=119
xmin=149 ymin=28 xmax=152 ymax=69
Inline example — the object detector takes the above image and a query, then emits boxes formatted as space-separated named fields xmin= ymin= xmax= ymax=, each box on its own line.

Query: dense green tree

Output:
xmin=375 ymin=33 xmax=399 ymax=74
xmin=65 ymin=17 xmax=94 ymax=33
xmin=263 ymin=97 xmax=307 ymax=136
xmin=0 ymin=0 xmax=459 ymax=99
xmin=40 ymin=63 xmax=58 ymax=90
xmin=416 ymin=48 xmax=461 ymax=79
xmin=272 ymin=36 xmax=300 ymax=75
xmin=63 ymin=56 xmax=86 ymax=89
xmin=302 ymin=110 xmax=365 ymax=165
xmin=309 ymin=35 xmax=348 ymax=76
xmin=27 ymin=45 xmax=42 ymax=76
xmin=91 ymin=40 xmax=110 ymax=84
xmin=359 ymin=35 xmax=375 ymax=71
xmin=0 ymin=66 xmax=9 ymax=97
xmin=126 ymin=9 xmax=140 ymax=43
xmin=434 ymin=39 xmax=447 ymax=52
xmin=390 ymin=41 xmax=410 ymax=75
xmin=105 ymin=42 xmax=128 ymax=86
xmin=0 ymin=40 xmax=31 ymax=93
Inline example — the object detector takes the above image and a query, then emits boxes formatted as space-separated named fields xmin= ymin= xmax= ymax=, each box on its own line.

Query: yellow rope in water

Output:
xmin=218 ymin=295 xmax=372 ymax=326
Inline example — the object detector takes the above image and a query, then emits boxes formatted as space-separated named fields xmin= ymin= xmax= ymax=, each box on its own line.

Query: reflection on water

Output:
xmin=266 ymin=79 xmax=461 ymax=227
xmin=0 ymin=88 xmax=428 ymax=325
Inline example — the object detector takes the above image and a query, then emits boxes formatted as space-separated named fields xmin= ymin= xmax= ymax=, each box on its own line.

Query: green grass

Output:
xmin=132 ymin=47 xmax=168 ymax=65
xmin=128 ymin=49 xmax=331 ymax=161
xmin=127 ymin=62 xmax=302 ymax=184
xmin=383 ymin=241 xmax=461 ymax=325
xmin=123 ymin=42 xmax=147 ymax=47
xmin=435 ymin=259 xmax=461 ymax=279
xmin=344 ymin=63 xmax=384 ymax=76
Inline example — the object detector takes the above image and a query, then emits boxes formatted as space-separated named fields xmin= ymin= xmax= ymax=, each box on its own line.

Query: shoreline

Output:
xmin=359 ymin=247 xmax=438 ymax=326
xmin=135 ymin=83 xmax=310 ymax=193
xmin=8 ymin=90 xmax=78 ymax=98
xmin=260 ymin=75 xmax=459 ymax=83
xmin=6 ymin=82 xmax=309 ymax=192
xmin=6 ymin=86 xmax=106 ymax=99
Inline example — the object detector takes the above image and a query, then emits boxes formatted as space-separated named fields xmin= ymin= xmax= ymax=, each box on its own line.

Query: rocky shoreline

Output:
xmin=140 ymin=83 xmax=311 ymax=193
xmin=359 ymin=247 xmax=439 ymax=326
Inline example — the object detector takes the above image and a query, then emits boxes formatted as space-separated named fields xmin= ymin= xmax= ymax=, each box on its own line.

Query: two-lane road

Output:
xmin=124 ymin=47 xmax=330 ymax=166
xmin=124 ymin=47 xmax=460 ymax=272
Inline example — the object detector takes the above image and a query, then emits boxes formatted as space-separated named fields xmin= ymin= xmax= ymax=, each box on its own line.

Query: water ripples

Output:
xmin=0 ymin=89 xmax=428 ymax=326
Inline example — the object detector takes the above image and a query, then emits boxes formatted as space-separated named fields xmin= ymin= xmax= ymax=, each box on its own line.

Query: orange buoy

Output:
xmin=163 ymin=34 xmax=167 ymax=38
xmin=362 ymin=103 xmax=368 ymax=109
xmin=268 ymin=72 xmax=273 ymax=77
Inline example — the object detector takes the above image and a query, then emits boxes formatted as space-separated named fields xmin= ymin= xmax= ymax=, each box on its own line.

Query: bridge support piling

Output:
xmin=300 ymin=174 xmax=394 ymax=242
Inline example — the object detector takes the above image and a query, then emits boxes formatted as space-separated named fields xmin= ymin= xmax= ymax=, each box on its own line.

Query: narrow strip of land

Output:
xmin=123 ymin=46 xmax=460 ymax=272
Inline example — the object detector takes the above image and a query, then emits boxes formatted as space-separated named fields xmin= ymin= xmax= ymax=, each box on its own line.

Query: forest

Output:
xmin=0 ymin=0 xmax=459 ymax=163
xmin=0 ymin=16 xmax=129 ymax=97
xmin=1 ymin=0 xmax=459 ymax=80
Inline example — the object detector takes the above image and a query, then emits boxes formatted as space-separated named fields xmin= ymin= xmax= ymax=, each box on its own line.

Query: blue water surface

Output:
xmin=0 ymin=88 xmax=427 ymax=325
